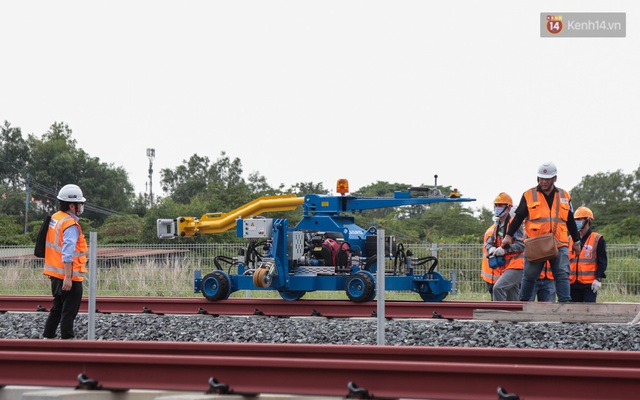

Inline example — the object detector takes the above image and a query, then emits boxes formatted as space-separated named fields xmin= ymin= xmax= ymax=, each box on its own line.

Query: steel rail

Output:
xmin=3 ymin=339 xmax=640 ymax=369
xmin=0 ymin=295 xmax=522 ymax=319
xmin=1 ymin=340 xmax=639 ymax=399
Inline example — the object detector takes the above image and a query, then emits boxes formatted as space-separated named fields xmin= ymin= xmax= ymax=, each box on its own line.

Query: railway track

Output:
xmin=0 ymin=295 xmax=523 ymax=319
xmin=4 ymin=296 xmax=640 ymax=399
xmin=1 ymin=339 xmax=640 ymax=399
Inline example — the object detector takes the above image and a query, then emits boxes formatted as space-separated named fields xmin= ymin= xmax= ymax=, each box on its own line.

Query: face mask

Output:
xmin=76 ymin=204 xmax=84 ymax=216
xmin=493 ymin=206 xmax=507 ymax=218
xmin=575 ymin=220 xmax=584 ymax=230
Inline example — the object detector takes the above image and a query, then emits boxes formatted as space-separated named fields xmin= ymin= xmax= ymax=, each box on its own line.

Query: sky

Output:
xmin=2 ymin=1 xmax=638 ymax=213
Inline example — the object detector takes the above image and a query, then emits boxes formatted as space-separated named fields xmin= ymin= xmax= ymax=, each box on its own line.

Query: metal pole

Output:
xmin=147 ymin=148 xmax=155 ymax=206
xmin=88 ymin=232 xmax=98 ymax=340
xmin=376 ymin=229 xmax=385 ymax=346
xmin=430 ymin=242 xmax=439 ymax=258
xmin=24 ymin=173 xmax=30 ymax=234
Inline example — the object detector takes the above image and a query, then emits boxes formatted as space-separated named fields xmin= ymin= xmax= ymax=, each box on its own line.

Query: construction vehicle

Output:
xmin=157 ymin=178 xmax=475 ymax=303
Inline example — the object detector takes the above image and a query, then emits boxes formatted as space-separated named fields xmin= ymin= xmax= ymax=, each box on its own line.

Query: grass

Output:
xmin=3 ymin=257 xmax=640 ymax=302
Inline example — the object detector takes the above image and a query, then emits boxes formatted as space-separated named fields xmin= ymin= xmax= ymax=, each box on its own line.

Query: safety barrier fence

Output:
xmin=1 ymin=243 xmax=639 ymax=301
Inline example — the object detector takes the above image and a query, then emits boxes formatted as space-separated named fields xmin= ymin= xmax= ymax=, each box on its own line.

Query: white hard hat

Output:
xmin=57 ymin=184 xmax=86 ymax=202
xmin=537 ymin=162 xmax=557 ymax=179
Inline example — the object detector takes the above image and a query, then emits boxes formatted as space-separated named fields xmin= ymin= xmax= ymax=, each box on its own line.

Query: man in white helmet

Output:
xmin=502 ymin=162 xmax=582 ymax=302
xmin=42 ymin=184 xmax=88 ymax=339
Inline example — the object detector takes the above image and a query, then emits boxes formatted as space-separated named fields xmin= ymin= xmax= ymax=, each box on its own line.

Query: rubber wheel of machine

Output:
xmin=279 ymin=291 xmax=306 ymax=301
xmin=418 ymin=271 xmax=450 ymax=302
xmin=253 ymin=268 xmax=270 ymax=288
xmin=345 ymin=272 xmax=376 ymax=303
xmin=419 ymin=292 xmax=448 ymax=302
xmin=201 ymin=271 xmax=231 ymax=301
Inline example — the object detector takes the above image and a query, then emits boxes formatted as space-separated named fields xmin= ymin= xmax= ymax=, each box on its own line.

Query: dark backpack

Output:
xmin=34 ymin=215 xmax=52 ymax=258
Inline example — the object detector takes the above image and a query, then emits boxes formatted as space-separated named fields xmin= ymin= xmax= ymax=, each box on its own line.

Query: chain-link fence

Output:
xmin=2 ymin=243 xmax=639 ymax=301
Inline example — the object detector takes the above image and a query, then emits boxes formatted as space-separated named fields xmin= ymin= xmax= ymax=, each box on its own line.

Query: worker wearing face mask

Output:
xmin=42 ymin=184 xmax=88 ymax=340
xmin=481 ymin=224 xmax=503 ymax=297
xmin=569 ymin=206 xmax=607 ymax=302
xmin=485 ymin=192 xmax=525 ymax=301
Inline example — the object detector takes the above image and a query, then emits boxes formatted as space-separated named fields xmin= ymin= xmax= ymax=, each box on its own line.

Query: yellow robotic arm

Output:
xmin=157 ymin=195 xmax=303 ymax=238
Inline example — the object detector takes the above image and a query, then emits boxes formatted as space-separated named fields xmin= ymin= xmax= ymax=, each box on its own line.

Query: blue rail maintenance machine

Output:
xmin=157 ymin=178 xmax=475 ymax=303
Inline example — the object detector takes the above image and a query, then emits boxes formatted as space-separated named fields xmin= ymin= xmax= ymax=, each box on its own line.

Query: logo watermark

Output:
xmin=541 ymin=12 xmax=625 ymax=37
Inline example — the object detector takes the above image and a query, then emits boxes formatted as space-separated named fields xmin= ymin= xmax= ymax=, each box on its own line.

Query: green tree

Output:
xmin=0 ymin=185 xmax=27 ymax=218
xmin=26 ymin=122 xmax=135 ymax=220
xmin=98 ymin=215 xmax=145 ymax=244
xmin=570 ymin=166 xmax=640 ymax=242
xmin=0 ymin=121 xmax=30 ymax=188
xmin=159 ymin=151 xmax=280 ymax=216
xmin=0 ymin=215 xmax=31 ymax=245
xmin=287 ymin=181 xmax=330 ymax=196
xmin=160 ymin=154 xmax=212 ymax=204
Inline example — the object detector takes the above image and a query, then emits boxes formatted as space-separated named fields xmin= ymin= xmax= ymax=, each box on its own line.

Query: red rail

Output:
xmin=1 ymin=339 xmax=639 ymax=399
xmin=4 ymin=339 xmax=640 ymax=368
xmin=0 ymin=295 xmax=522 ymax=319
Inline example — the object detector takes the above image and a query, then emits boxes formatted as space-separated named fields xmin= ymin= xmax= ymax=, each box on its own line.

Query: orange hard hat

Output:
xmin=493 ymin=192 xmax=513 ymax=206
xmin=574 ymin=206 xmax=594 ymax=220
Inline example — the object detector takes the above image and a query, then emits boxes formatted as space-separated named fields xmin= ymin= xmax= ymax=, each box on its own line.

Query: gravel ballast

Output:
xmin=2 ymin=312 xmax=640 ymax=351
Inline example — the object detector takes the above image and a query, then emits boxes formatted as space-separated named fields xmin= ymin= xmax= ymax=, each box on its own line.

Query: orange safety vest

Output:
xmin=523 ymin=187 xmax=571 ymax=248
xmin=489 ymin=221 xmax=525 ymax=271
xmin=569 ymin=232 xmax=602 ymax=284
xmin=481 ymin=226 xmax=502 ymax=284
xmin=43 ymin=210 xmax=88 ymax=282
xmin=538 ymin=261 xmax=554 ymax=280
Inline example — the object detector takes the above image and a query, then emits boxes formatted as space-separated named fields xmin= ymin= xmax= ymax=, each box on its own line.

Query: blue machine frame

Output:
xmin=195 ymin=188 xmax=475 ymax=303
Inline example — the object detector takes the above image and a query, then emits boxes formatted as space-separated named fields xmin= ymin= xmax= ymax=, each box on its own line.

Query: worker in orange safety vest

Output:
xmin=569 ymin=206 xmax=607 ymax=302
xmin=485 ymin=192 xmax=525 ymax=301
xmin=42 ymin=184 xmax=88 ymax=339
xmin=481 ymin=225 xmax=503 ymax=296
xmin=502 ymin=162 xmax=581 ymax=302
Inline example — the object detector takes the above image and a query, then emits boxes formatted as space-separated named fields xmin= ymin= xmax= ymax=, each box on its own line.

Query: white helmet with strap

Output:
xmin=57 ymin=184 xmax=86 ymax=202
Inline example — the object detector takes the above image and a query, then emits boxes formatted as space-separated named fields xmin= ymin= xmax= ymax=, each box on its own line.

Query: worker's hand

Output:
xmin=487 ymin=247 xmax=497 ymax=257
xmin=502 ymin=235 xmax=513 ymax=248
xmin=494 ymin=247 xmax=506 ymax=257
xmin=572 ymin=241 xmax=582 ymax=255
xmin=591 ymin=279 xmax=602 ymax=293
xmin=62 ymin=277 xmax=72 ymax=291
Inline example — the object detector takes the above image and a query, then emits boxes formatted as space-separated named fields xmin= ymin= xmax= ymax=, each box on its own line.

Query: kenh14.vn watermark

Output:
xmin=541 ymin=12 xmax=626 ymax=37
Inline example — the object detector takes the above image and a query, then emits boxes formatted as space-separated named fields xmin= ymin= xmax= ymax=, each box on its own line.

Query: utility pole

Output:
xmin=24 ymin=173 xmax=30 ymax=234
xmin=146 ymin=148 xmax=155 ymax=206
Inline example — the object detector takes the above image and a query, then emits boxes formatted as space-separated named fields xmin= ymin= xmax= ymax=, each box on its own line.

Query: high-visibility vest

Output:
xmin=43 ymin=210 xmax=88 ymax=282
xmin=538 ymin=261 xmax=554 ymax=280
xmin=481 ymin=225 xmax=502 ymax=284
xmin=523 ymin=187 xmax=571 ymax=248
xmin=569 ymin=232 xmax=602 ymax=284
xmin=489 ymin=221 xmax=525 ymax=271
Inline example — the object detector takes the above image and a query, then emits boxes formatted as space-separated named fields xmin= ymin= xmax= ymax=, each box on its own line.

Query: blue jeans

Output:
xmin=519 ymin=247 xmax=571 ymax=302
xmin=529 ymin=279 xmax=556 ymax=302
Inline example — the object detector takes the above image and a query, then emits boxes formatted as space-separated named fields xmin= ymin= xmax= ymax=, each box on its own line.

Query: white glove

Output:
xmin=494 ymin=247 xmax=506 ymax=257
xmin=487 ymin=247 xmax=497 ymax=257
xmin=591 ymin=279 xmax=602 ymax=293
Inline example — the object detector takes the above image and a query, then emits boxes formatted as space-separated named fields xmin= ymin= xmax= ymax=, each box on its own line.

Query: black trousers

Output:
xmin=43 ymin=277 xmax=83 ymax=339
xmin=570 ymin=283 xmax=598 ymax=303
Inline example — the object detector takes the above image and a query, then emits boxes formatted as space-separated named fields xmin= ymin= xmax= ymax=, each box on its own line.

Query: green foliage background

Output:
xmin=2 ymin=119 xmax=640 ymax=245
